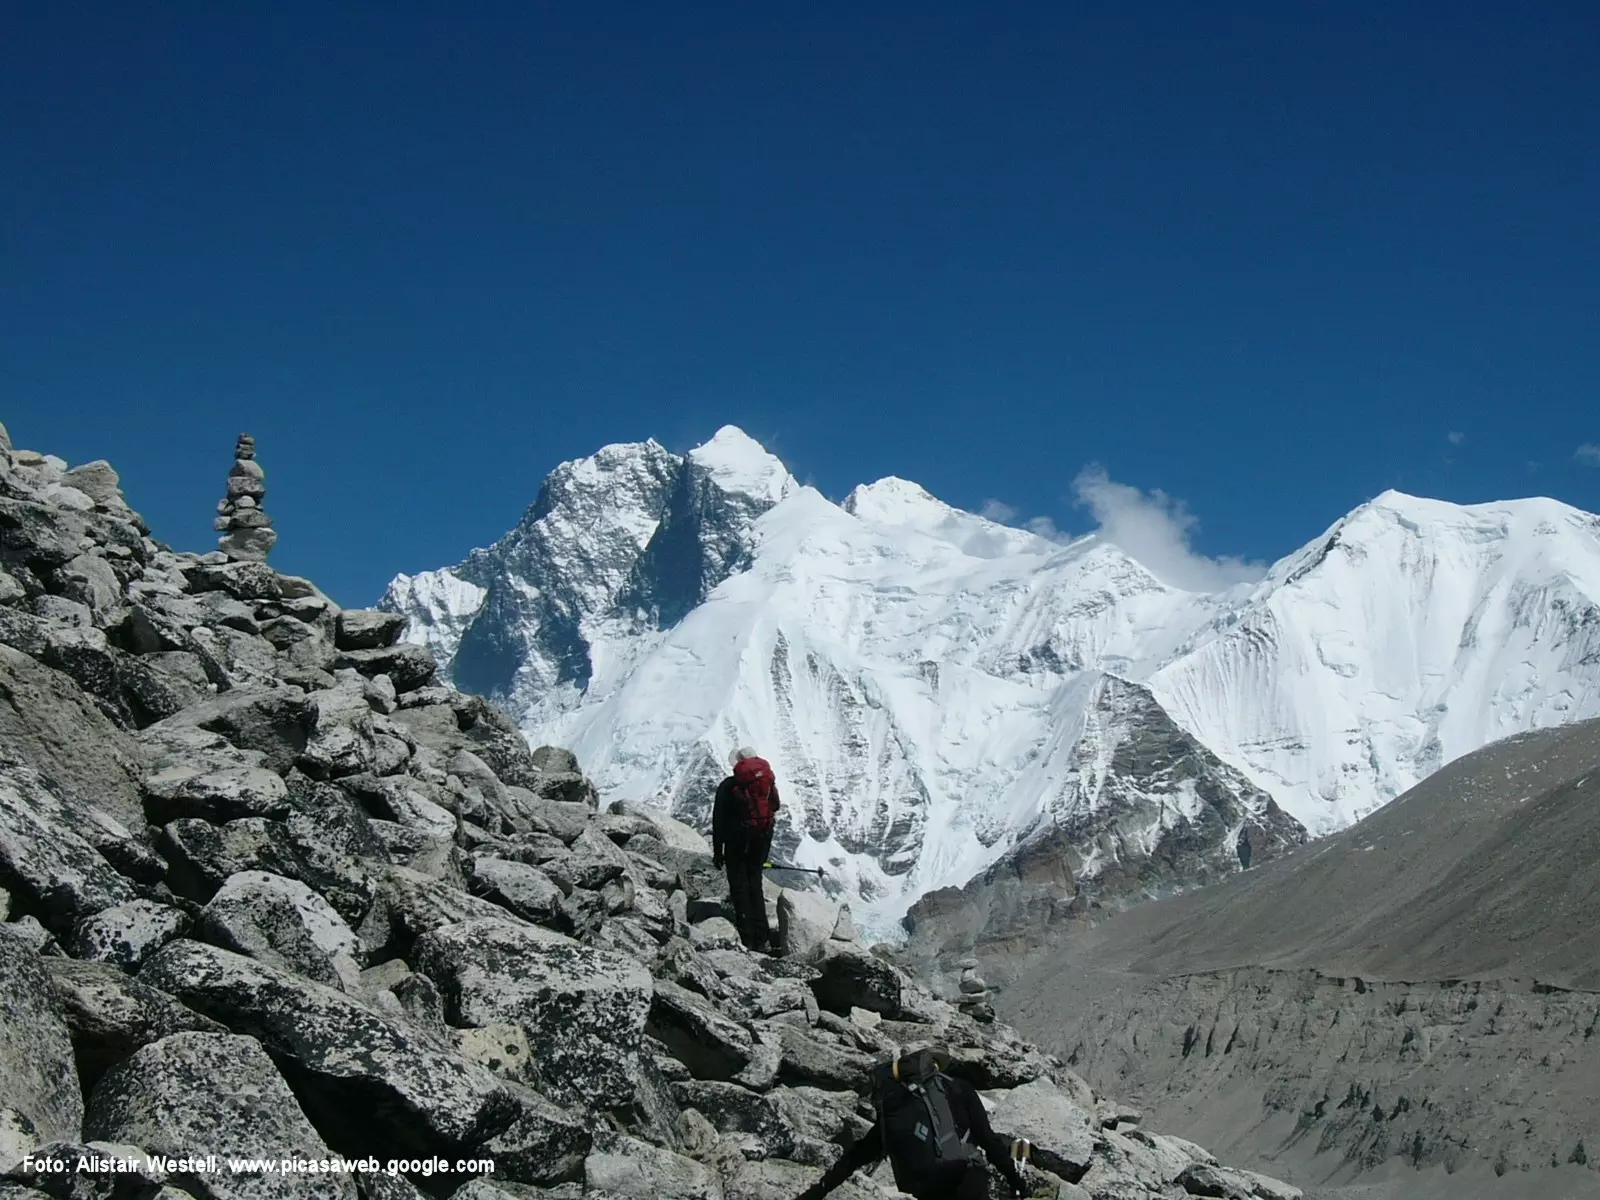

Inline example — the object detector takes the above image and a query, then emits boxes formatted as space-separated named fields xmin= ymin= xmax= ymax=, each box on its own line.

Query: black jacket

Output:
xmin=711 ymin=774 xmax=781 ymax=859
xmin=801 ymin=1073 xmax=1026 ymax=1198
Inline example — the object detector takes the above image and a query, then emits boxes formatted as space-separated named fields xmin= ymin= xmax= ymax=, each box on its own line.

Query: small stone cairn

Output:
xmin=214 ymin=433 xmax=277 ymax=561
xmin=956 ymin=956 xmax=996 ymax=1023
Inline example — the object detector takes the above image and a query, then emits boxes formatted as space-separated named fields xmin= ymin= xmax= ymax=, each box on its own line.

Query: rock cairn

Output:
xmin=214 ymin=433 xmax=276 ymax=562
xmin=957 ymin=956 xmax=996 ymax=1023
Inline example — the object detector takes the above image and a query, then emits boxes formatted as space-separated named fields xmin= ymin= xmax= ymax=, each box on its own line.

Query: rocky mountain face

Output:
xmin=379 ymin=428 xmax=1600 ymax=939
xmin=0 ymin=423 xmax=1305 ymax=1200
xmin=988 ymin=719 xmax=1600 ymax=1199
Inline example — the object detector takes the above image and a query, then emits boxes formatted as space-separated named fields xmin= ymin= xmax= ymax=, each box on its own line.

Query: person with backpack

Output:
xmin=791 ymin=1047 xmax=1029 ymax=1200
xmin=711 ymin=746 xmax=781 ymax=952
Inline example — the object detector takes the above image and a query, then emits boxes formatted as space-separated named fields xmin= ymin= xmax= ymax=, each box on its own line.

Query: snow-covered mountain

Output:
xmin=380 ymin=426 xmax=1600 ymax=935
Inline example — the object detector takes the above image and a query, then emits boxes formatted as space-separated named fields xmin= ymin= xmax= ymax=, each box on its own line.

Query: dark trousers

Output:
xmin=723 ymin=832 xmax=772 ymax=950
xmin=917 ymin=1163 xmax=992 ymax=1200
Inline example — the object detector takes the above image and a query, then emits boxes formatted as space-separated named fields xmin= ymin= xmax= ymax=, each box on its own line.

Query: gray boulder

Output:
xmin=356 ymin=866 xmax=508 ymax=961
xmin=84 ymin=1032 xmax=357 ymax=1200
xmin=142 ymin=765 xmax=291 ymax=824
xmin=61 ymin=462 xmax=123 ymax=508
xmin=0 ymin=760 xmax=137 ymax=938
xmin=69 ymin=900 xmax=190 ymax=970
xmin=805 ymin=942 xmax=902 ymax=1019
xmin=412 ymin=917 xmax=654 ymax=1111
xmin=138 ymin=941 xmax=586 ymax=1176
xmin=467 ymin=858 xmax=564 ymax=929
xmin=981 ymin=1077 xmax=1096 ymax=1182
xmin=334 ymin=611 xmax=407 ymax=652
xmin=646 ymin=979 xmax=754 ymax=1082
xmin=198 ymin=871 xmax=364 ymax=991
xmin=332 ymin=646 xmax=436 ymax=693
xmin=44 ymin=956 xmax=228 ymax=1091
xmin=145 ymin=689 xmax=313 ymax=775
xmin=0 ymin=934 xmax=82 ymax=1157
xmin=583 ymin=1130 xmax=722 ymax=1200
xmin=776 ymin=890 xmax=837 ymax=962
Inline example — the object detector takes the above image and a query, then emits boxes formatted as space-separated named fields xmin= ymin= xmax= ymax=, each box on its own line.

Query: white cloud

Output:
xmin=1025 ymin=515 xmax=1068 ymax=541
xmin=1448 ymin=430 xmax=1466 ymax=445
xmin=1071 ymin=465 xmax=1266 ymax=592
xmin=1576 ymin=443 xmax=1600 ymax=466
xmin=979 ymin=498 xmax=1018 ymax=522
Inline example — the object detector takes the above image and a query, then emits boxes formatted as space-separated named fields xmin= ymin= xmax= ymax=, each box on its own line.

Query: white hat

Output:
xmin=730 ymin=746 xmax=758 ymax=768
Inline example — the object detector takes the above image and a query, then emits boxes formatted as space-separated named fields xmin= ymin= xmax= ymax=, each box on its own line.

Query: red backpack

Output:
xmin=732 ymin=756 xmax=779 ymax=835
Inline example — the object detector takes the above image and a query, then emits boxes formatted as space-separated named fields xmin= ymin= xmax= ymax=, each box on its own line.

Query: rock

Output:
xmin=363 ymin=674 xmax=397 ymax=714
xmin=0 ymin=932 xmax=83 ymax=1152
xmin=142 ymin=765 xmax=291 ymax=823
xmin=688 ymin=918 xmax=742 ymax=951
xmin=412 ymin=916 xmax=654 ymax=1111
xmin=583 ymin=1130 xmax=722 ymax=1200
xmin=806 ymin=942 xmax=902 ymax=1019
xmin=776 ymin=890 xmax=838 ymax=961
xmin=773 ymin=1024 xmax=874 ymax=1093
xmin=138 ymin=940 xmax=584 ymax=1173
xmin=335 ymin=611 xmax=407 ymax=652
xmin=0 ymin=759 xmax=137 ymax=937
xmin=44 ymin=956 xmax=228 ymax=1092
xmin=61 ymin=462 xmax=122 ymax=508
xmin=199 ymin=871 xmax=364 ymax=991
xmin=356 ymin=866 xmax=509 ymax=961
xmin=332 ymin=645 xmax=436 ymax=693
xmin=146 ymin=688 xmax=313 ymax=775
xmin=646 ymin=978 xmax=755 ymax=1081
xmin=120 ymin=652 xmax=213 ymax=725
xmin=981 ymin=1078 xmax=1095 ymax=1183
xmin=1096 ymin=1100 xmax=1142 ymax=1130
xmin=56 ymin=555 xmax=122 ymax=616
xmin=450 ymin=1022 xmax=537 ymax=1085
xmin=85 ymin=1033 xmax=355 ymax=1200
xmin=183 ymin=561 xmax=283 ymax=602
xmin=530 ymin=747 xmax=578 ymax=775
xmin=830 ymin=906 xmax=858 ymax=943
xmin=468 ymin=858 xmax=564 ymax=928
xmin=1174 ymin=1163 xmax=1301 ymax=1199
xmin=69 ymin=900 xmax=190 ymax=970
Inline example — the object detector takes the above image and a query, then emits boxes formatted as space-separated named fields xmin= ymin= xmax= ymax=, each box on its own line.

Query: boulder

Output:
xmin=69 ymin=900 xmax=191 ymax=970
xmin=412 ymin=917 xmax=654 ymax=1111
xmin=332 ymin=646 xmax=436 ymax=693
xmin=84 ymin=1032 xmax=358 ymax=1200
xmin=44 ymin=956 xmax=228 ymax=1092
xmin=805 ymin=942 xmax=902 ymax=1019
xmin=142 ymin=765 xmax=292 ymax=824
xmin=981 ymin=1077 xmax=1096 ymax=1182
xmin=138 ymin=940 xmax=586 ymax=1175
xmin=198 ymin=871 xmax=364 ymax=992
xmin=61 ymin=462 xmax=123 ymax=508
xmin=146 ymin=689 xmax=313 ymax=775
xmin=467 ymin=858 xmax=564 ymax=928
xmin=334 ymin=611 xmax=407 ymax=652
xmin=776 ymin=890 xmax=838 ymax=961
xmin=0 ymin=760 xmax=137 ymax=937
xmin=356 ymin=867 xmax=508 ymax=961
xmin=646 ymin=979 xmax=755 ymax=1082
xmin=0 ymin=933 xmax=83 ymax=1153
xmin=772 ymin=1025 xmax=874 ymax=1093
xmin=583 ymin=1130 xmax=722 ymax=1200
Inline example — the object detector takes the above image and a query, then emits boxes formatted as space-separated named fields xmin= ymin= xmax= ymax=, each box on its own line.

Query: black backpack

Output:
xmin=870 ymin=1048 xmax=977 ymax=1193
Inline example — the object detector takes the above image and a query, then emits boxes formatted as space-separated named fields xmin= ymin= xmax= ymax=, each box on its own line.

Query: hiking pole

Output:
xmin=763 ymin=860 xmax=825 ymax=877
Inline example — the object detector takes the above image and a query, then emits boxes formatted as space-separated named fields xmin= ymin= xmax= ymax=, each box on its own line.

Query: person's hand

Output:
xmin=712 ymin=852 xmax=723 ymax=869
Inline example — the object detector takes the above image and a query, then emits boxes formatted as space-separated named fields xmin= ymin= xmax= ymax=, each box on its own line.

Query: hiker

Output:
xmin=711 ymin=746 xmax=780 ymax=951
xmin=792 ymin=1047 xmax=1029 ymax=1200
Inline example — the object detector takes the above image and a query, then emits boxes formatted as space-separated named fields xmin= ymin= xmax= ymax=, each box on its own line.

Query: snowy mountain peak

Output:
xmin=687 ymin=425 xmax=795 ymax=504
xmin=382 ymin=432 xmax=1600 ymax=936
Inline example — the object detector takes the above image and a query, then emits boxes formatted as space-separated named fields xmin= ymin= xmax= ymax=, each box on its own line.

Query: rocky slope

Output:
xmin=380 ymin=427 xmax=1600 ymax=937
xmin=985 ymin=719 xmax=1600 ymax=1199
xmin=0 ymin=424 xmax=1302 ymax=1200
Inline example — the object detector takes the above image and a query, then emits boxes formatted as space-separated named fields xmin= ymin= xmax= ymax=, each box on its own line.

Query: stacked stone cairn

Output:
xmin=214 ymin=433 xmax=276 ymax=562
xmin=957 ymin=956 xmax=997 ymax=1023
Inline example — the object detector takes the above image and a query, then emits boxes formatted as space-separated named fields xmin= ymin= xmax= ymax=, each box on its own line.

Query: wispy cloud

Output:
xmin=1071 ymin=465 xmax=1266 ymax=592
xmin=1447 ymin=431 xmax=1466 ymax=446
xmin=979 ymin=498 xmax=1018 ymax=522
xmin=1576 ymin=443 xmax=1600 ymax=467
xmin=1025 ymin=515 xmax=1067 ymax=541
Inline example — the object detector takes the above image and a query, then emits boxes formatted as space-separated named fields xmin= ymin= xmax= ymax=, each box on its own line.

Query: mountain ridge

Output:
xmin=379 ymin=426 xmax=1600 ymax=935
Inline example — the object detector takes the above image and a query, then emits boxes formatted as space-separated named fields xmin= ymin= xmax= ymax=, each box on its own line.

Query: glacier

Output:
xmin=381 ymin=425 xmax=1600 ymax=936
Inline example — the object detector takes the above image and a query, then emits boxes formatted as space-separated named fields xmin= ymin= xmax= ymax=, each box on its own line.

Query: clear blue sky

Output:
xmin=4 ymin=2 xmax=1596 ymax=606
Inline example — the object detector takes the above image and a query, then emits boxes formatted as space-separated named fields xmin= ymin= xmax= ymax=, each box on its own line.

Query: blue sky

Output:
xmin=4 ymin=2 xmax=1596 ymax=606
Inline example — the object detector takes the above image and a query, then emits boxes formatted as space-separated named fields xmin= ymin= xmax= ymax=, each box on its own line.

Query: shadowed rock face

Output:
xmin=997 ymin=718 xmax=1600 ymax=1200
xmin=0 ymin=423 xmax=1304 ymax=1200
xmin=899 ymin=675 xmax=1307 ymax=990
